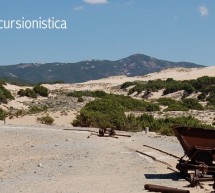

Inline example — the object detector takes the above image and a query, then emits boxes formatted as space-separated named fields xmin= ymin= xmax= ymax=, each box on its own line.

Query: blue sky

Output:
xmin=0 ymin=0 xmax=214 ymax=66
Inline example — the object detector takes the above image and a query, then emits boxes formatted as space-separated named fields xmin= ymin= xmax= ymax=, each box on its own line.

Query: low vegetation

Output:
xmin=0 ymin=108 xmax=6 ymax=120
xmin=72 ymin=98 xmax=212 ymax=135
xmin=122 ymin=76 xmax=215 ymax=107
xmin=37 ymin=115 xmax=54 ymax=125
xmin=0 ymin=84 xmax=14 ymax=104
xmin=72 ymin=99 xmax=126 ymax=130
xmin=33 ymin=85 xmax=49 ymax=97
xmin=18 ymin=85 xmax=49 ymax=98
xmin=28 ymin=105 xmax=48 ymax=114
xmin=67 ymin=90 xmax=107 ymax=98
xmin=157 ymin=98 xmax=204 ymax=111
xmin=68 ymin=91 xmax=160 ymax=112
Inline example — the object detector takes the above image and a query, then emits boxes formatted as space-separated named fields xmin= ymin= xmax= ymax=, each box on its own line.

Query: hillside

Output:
xmin=0 ymin=54 xmax=203 ymax=83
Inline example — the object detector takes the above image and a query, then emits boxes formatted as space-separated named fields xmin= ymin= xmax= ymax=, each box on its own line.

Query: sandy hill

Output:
xmin=80 ymin=66 xmax=215 ymax=86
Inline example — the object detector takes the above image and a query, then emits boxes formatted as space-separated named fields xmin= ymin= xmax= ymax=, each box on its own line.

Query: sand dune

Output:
xmin=80 ymin=66 xmax=215 ymax=85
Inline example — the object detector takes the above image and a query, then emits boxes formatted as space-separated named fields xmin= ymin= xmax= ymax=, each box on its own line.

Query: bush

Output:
xmin=120 ymin=82 xmax=137 ymax=89
xmin=72 ymin=99 xmax=126 ymax=130
xmin=104 ymin=94 xmax=147 ymax=111
xmin=143 ymin=115 xmax=211 ymax=136
xmin=17 ymin=89 xmax=26 ymax=97
xmin=33 ymin=85 xmax=49 ymax=97
xmin=0 ymin=108 xmax=6 ymax=120
xmin=77 ymin=97 xmax=84 ymax=102
xmin=158 ymin=98 xmax=188 ymax=111
xmin=67 ymin=90 xmax=107 ymax=98
xmin=25 ymin=88 xmax=37 ymax=98
xmin=0 ymin=85 xmax=14 ymax=104
xmin=29 ymin=105 xmax=48 ymax=114
xmin=123 ymin=114 xmax=143 ymax=132
xmin=37 ymin=115 xmax=54 ymax=125
xmin=0 ymin=91 xmax=8 ymax=104
xmin=164 ymin=103 xmax=188 ymax=111
xmin=182 ymin=98 xmax=204 ymax=110
xmin=145 ymin=103 xmax=160 ymax=111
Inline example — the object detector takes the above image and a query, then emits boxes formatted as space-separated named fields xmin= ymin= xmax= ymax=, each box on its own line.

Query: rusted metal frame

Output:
xmin=144 ymin=184 xmax=190 ymax=193
xmin=178 ymin=162 xmax=215 ymax=172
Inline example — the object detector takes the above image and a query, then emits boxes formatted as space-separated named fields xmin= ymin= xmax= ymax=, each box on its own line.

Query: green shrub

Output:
xmin=158 ymin=98 xmax=188 ymax=111
xmin=25 ymin=88 xmax=37 ymax=98
xmin=0 ymin=85 xmax=14 ymax=104
xmin=146 ymin=115 xmax=211 ymax=136
xmin=29 ymin=105 xmax=48 ymax=114
xmin=37 ymin=115 xmax=54 ymax=125
xmin=72 ymin=99 xmax=126 ymax=130
xmin=17 ymin=89 xmax=26 ymax=97
xmin=123 ymin=114 xmax=143 ymax=132
xmin=182 ymin=98 xmax=204 ymax=110
xmin=0 ymin=108 xmax=6 ymax=120
xmin=0 ymin=91 xmax=8 ymax=104
xmin=77 ymin=97 xmax=84 ymax=102
xmin=165 ymin=104 xmax=188 ymax=111
xmin=145 ymin=103 xmax=160 ymax=111
xmin=120 ymin=82 xmax=137 ymax=89
xmin=18 ymin=88 xmax=37 ymax=98
xmin=198 ymin=93 xmax=207 ymax=101
xmin=67 ymin=90 xmax=107 ymax=98
xmin=33 ymin=85 xmax=49 ymax=97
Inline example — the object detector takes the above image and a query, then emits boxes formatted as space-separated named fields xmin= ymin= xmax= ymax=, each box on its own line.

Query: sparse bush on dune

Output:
xmin=33 ymin=85 xmax=49 ymax=97
xmin=120 ymin=81 xmax=138 ymax=89
xmin=0 ymin=91 xmax=8 ymax=104
xmin=37 ymin=115 xmax=54 ymax=125
xmin=67 ymin=90 xmax=107 ymax=98
xmin=123 ymin=76 xmax=215 ymax=108
xmin=29 ymin=105 xmax=48 ymax=114
xmin=18 ymin=88 xmax=37 ymax=98
xmin=182 ymin=98 xmax=204 ymax=110
xmin=103 ymin=94 xmax=160 ymax=112
xmin=17 ymin=89 xmax=26 ymax=97
xmin=77 ymin=97 xmax=84 ymax=102
xmin=25 ymin=88 xmax=37 ymax=98
xmin=157 ymin=98 xmax=188 ymax=111
xmin=0 ymin=85 xmax=14 ymax=104
xmin=17 ymin=85 xmax=49 ymax=98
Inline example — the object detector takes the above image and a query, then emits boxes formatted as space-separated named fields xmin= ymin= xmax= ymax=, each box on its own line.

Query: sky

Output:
xmin=0 ymin=0 xmax=215 ymax=66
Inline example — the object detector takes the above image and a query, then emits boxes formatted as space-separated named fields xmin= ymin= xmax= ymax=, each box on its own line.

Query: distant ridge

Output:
xmin=0 ymin=54 xmax=204 ymax=83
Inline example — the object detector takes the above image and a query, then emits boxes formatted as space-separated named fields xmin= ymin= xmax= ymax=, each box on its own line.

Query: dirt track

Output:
xmin=0 ymin=125 xmax=211 ymax=193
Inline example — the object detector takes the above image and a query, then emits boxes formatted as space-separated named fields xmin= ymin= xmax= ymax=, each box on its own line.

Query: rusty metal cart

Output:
xmin=172 ymin=126 xmax=215 ymax=188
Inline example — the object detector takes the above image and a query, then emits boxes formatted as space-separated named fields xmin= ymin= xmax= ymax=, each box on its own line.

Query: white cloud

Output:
xmin=74 ymin=6 xmax=84 ymax=11
xmin=199 ymin=5 xmax=209 ymax=17
xmin=84 ymin=0 xmax=109 ymax=4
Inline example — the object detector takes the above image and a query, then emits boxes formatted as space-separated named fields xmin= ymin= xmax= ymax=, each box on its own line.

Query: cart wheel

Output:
xmin=176 ymin=163 xmax=188 ymax=176
xmin=189 ymin=173 xmax=198 ymax=187
xmin=99 ymin=128 xmax=105 ymax=136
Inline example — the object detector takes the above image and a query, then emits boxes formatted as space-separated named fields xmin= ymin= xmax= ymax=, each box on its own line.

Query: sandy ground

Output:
xmin=0 ymin=124 xmax=212 ymax=193
xmin=3 ymin=111 xmax=77 ymax=127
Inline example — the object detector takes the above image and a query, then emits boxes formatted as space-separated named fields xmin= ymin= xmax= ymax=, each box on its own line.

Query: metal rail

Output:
xmin=136 ymin=150 xmax=172 ymax=167
xmin=142 ymin=144 xmax=180 ymax=159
